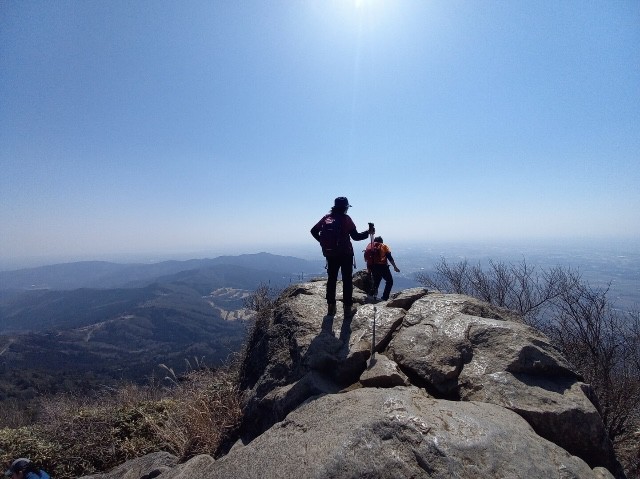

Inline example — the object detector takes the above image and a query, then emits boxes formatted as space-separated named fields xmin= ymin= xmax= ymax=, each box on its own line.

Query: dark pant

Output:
xmin=326 ymin=255 xmax=354 ymax=306
xmin=371 ymin=264 xmax=393 ymax=300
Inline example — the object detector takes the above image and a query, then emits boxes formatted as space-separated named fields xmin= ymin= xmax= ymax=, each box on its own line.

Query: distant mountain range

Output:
xmin=0 ymin=252 xmax=325 ymax=291
xmin=0 ymin=253 xmax=326 ymax=402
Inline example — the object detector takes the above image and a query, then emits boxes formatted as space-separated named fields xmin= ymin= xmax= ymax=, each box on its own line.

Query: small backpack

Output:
xmin=319 ymin=215 xmax=345 ymax=257
xmin=364 ymin=242 xmax=384 ymax=268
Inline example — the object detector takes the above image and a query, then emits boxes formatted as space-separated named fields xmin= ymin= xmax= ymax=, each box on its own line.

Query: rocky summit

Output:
xmin=82 ymin=277 xmax=623 ymax=479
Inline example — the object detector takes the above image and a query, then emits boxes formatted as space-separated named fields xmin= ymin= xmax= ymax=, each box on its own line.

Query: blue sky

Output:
xmin=1 ymin=0 xmax=639 ymax=267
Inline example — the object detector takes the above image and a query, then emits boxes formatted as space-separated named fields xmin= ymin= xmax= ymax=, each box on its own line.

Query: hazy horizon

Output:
xmin=2 ymin=235 xmax=638 ymax=272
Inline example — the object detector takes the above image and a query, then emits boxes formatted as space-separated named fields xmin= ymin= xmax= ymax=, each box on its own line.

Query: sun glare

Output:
xmin=354 ymin=0 xmax=387 ymax=7
xmin=309 ymin=0 xmax=418 ymax=43
xmin=353 ymin=0 xmax=384 ymax=11
xmin=344 ymin=0 xmax=393 ymax=29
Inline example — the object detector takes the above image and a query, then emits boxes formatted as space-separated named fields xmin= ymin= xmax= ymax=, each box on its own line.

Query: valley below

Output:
xmin=0 ymin=254 xmax=325 ymax=405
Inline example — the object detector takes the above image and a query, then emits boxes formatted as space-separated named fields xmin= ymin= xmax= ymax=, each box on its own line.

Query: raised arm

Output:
xmin=349 ymin=220 xmax=374 ymax=241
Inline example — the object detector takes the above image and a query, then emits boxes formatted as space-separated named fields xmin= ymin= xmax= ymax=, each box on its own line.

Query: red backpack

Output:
xmin=364 ymin=242 xmax=384 ymax=268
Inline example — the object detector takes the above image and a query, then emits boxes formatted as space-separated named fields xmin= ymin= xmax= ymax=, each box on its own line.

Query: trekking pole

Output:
xmin=371 ymin=305 xmax=377 ymax=359
xmin=368 ymin=222 xmax=374 ymax=299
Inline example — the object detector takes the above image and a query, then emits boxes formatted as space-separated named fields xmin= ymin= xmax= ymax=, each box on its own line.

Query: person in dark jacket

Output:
xmin=4 ymin=459 xmax=50 ymax=479
xmin=311 ymin=197 xmax=374 ymax=317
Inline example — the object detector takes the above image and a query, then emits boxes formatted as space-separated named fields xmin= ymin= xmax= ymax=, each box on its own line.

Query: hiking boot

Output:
xmin=327 ymin=303 xmax=337 ymax=316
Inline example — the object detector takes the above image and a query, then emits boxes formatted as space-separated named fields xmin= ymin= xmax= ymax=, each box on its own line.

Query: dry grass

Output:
xmin=0 ymin=400 xmax=40 ymax=429
xmin=0 ymin=365 xmax=244 ymax=478
xmin=149 ymin=365 xmax=244 ymax=459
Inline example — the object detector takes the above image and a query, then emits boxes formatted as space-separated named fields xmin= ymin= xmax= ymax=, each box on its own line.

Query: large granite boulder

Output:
xmin=238 ymin=281 xmax=619 ymax=475
xmin=82 ymin=279 xmax=623 ymax=478
xmin=201 ymin=387 xmax=613 ymax=479
xmin=387 ymin=294 xmax=614 ymax=467
xmin=100 ymin=387 xmax=615 ymax=479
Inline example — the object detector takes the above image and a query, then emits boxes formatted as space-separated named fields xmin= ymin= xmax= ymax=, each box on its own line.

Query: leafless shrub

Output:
xmin=417 ymin=257 xmax=470 ymax=294
xmin=548 ymin=286 xmax=640 ymax=453
xmin=242 ymin=282 xmax=279 ymax=314
xmin=0 ymin=400 xmax=39 ymax=429
xmin=628 ymin=310 xmax=640 ymax=373
xmin=417 ymin=257 xmax=577 ymax=327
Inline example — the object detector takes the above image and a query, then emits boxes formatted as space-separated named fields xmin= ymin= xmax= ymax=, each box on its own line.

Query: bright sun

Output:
xmin=354 ymin=0 xmax=381 ymax=8
xmin=313 ymin=0 xmax=398 ymax=34
xmin=350 ymin=0 xmax=389 ymax=21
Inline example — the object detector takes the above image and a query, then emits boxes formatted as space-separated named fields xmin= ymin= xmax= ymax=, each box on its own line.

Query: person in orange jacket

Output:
xmin=367 ymin=236 xmax=400 ymax=301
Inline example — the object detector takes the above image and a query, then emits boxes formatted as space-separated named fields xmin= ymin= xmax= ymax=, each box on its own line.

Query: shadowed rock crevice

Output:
xmin=395 ymin=361 xmax=459 ymax=400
